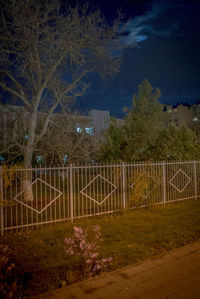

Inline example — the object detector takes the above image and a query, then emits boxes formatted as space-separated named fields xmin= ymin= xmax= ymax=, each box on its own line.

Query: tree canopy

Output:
xmin=102 ymin=79 xmax=200 ymax=162
xmin=149 ymin=125 xmax=200 ymax=161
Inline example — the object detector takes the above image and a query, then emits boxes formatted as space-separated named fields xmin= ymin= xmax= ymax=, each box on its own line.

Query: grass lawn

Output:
xmin=1 ymin=200 xmax=200 ymax=297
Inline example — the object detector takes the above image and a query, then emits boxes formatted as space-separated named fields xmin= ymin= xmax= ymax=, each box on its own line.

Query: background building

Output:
xmin=165 ymin=103 xmax=200 ymax=130
xmin=166 ymin=104 xmax=192 ymax=127
xmin=0 ymin=105 xmax=111 ymax=150
xmin=90 ymin=109 xmax=110 ymax=133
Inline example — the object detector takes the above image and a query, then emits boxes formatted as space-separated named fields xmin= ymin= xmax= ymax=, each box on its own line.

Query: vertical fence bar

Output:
xmin=193 ymin=160 xmax=197 ymax=201
xmin=70 ymin=164 xmax=74 ymax=222
xmin=0 ymin=166 xmax=4 ymax=236
xmin=122 ymin=163 xmax=126 ymax=209
xmin=162 ymin=161 xmax=166 ymax=205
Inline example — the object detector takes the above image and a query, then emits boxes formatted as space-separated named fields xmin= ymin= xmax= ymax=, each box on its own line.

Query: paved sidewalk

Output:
xmin=38 ymin=241 xmax=200 ymax=299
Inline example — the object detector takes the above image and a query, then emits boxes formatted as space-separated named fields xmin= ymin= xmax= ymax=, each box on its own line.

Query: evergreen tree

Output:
xmin=101 ymin=118 xmax=125 ymax=162
xmin=123 ymin=79 xmax=164 ymax=161
xmin=102 ymin=79 xmax=165 ymax=161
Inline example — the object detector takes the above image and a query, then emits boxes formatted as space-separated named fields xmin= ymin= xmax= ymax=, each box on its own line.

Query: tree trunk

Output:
xmin=23 ymin=110 xmax=37 ymax=202
xmin=23 ymin=144 xmax=34 ymax=202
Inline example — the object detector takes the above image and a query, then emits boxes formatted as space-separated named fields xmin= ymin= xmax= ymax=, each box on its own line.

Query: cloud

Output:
xmin=121 ymin=0 xmax=183 ymax=47
xmin=136 ymin=35 xmax=147 ymax=42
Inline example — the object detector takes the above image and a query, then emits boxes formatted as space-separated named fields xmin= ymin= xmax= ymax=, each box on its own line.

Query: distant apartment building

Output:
xmin=90 ymin=109 xmax=110 ymax=133
xmin=0 ymin=105 xmax=111 ymax=149
xmin=165 ymin=104 xmax=192 ymax=127
xmin=165 ymin=103 xmax=200 ymax=129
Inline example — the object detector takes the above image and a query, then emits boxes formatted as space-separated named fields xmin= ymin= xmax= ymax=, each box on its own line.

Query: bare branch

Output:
xmin=0 ymin=70 xmax=29 ymax=104
xmin=0 ymin=81 xmax=30 ymax=107
xmin=36 ymin=69 xmax=90 ymax=142
xmin=36 ymin=99 xmax=60 ymax=143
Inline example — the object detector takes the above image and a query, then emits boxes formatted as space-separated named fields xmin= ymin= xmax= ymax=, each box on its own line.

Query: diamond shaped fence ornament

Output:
xmin=80 ymin=174 xmax=117 ymax=205
xmin=130 ymin=172 xmax=158 ymax=199
xmin=169 ymin=169 xmax=191 ymax=193
xmin=13 ymin=178 xmax=62 ymax=214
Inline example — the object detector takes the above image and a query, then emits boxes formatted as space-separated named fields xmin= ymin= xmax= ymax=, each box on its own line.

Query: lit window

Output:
xmin=193 ymin=117 xmax=198 ymax=122
xmin=76 ymin=127 xmax=83 ymax=133
xmin=63 ymin=154 xmax=68 ymax=164
xmin=36 ymin=155 xmax=43 ymax=163
xmin=85 ymin=127 xmax=93 ymax=135
xmin=0 ymin=155 xmax=5 ymax=162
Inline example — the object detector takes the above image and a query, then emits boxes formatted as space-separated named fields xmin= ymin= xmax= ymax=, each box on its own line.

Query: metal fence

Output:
xmin=0 ymin=160 xmax=200 ymax=235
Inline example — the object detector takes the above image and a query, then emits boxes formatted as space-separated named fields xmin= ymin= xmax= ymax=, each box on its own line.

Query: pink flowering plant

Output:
xmin=65 ymin=226 xmax=112 ymax=278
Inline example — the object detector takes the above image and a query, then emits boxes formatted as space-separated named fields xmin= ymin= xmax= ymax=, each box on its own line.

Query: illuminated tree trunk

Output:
xmin=23 ymin=110 xmax=37 ymax=202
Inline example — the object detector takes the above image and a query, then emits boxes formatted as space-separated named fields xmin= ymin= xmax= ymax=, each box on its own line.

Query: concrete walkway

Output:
xmin=38 ymin=241 xmax=200 ymax=299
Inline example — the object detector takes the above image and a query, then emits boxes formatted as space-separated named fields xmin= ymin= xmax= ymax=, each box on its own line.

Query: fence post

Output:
xmin=162 ymin=161 xmax=166 ymax=205
xmin=122 ymin=163 xmax=126 ymax=209
xmin=69 ymin=164 xmax=74 ymax=223
xmin=193 ymin=160 xmax=197 ymax=201
xmin=0 ymin=166 xmax=4 ymax=236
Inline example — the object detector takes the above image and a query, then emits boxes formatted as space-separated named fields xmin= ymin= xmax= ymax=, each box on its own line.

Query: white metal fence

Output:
xmin=0 ymin=161 xmax=200 ymax=235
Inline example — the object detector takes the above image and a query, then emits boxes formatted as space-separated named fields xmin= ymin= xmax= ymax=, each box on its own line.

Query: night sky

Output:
xmin=74 ymin=0 xmax=200 ymax=118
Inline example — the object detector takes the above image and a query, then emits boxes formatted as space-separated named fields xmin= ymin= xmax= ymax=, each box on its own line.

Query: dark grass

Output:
xmin=1 ymin=200 xmax=200 ymax=297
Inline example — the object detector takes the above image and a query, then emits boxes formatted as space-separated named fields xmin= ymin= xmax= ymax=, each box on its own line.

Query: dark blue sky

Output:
xmin=73 ymin=0 xmax=200 ymax=118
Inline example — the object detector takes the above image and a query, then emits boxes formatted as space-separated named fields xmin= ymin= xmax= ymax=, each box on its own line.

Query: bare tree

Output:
xmin=38 ymin=112 xmax=103 ymax=164
xmin=0 ymin=0 xmax=122 ymax=200
xmin=0 ymin=0 xmax=121 ymax=167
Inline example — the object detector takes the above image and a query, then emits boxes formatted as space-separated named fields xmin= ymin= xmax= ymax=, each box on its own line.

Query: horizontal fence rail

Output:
xmin=0 ymin=161 xmax=200 ymax=235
